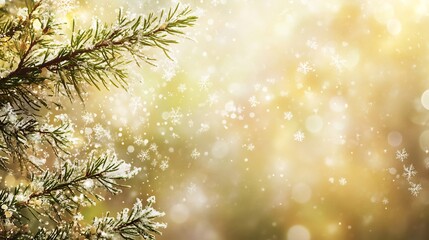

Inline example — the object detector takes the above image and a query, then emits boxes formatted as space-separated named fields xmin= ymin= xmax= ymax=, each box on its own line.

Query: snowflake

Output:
xmin=154 ymin=57 xmax=177 ymax=81
xmin=199 ymin=75 xmax=212 ymax=91
xmin=403 ymin=164 xmax=417 ymax=181
xmin=208 ymin=93 xmax=219 ymax=105
xmin=331 ymin=54 xmax=347 ymax=72
xmin=159 ymin=160 xmax=169 ymax=171
xmin=395 ymin=148 xmax=408 ymax=162
xmin=293 ymin=131 xmax=305 ymax=142
xmin=151 ymin=159 xmax=158 ymax=167
xmin=187 ymin=182 xmax=197 ymax=194
xmin=134 ymin=136 xmax=145 ymax=146
xmin=191 ymin=148 xmax=200 ymax=159
xmin=382 ymin=198 xmax=389 ymax=205
xmin=149 ymin=143 xmax=158 ymax=152
xmin=408 ymin=182 xmax=422 ymax=197
xmin=338 ymin=177 xmax=347 ymax=186
xmin=284 ymin=111 xmax=293 ymax=120
xmin=198 ymin=123 xmax=210 ymax=133
xmin=306 ymin=39 xmax=318 ymax=49
xmin=137 ymin=150 xmax=150 ymax=161
xmin=169 ymin=108 xmax=183 ymax=125
xmin=46 ymin=0 xmax=77 ymax=14
xmin=248 ymin=96 xmax=260 ymax=107
xmin=129 ymin=97 xmax=143 ymax=114
xmin=246 ymin=143 xmax=255 ymax=151
xmin=93 ymin=124 xmax=111 ymax=140
xmin=297 ymin=61 xmax=315 ymax=74
xmin=178 ymin=83 xmax=187 ymax=93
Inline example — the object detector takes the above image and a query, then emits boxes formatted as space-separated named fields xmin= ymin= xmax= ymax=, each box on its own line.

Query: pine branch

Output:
xmin=0 ymin=1 xmax=197 ymax=238
xmin=0 ymin=103 xmax=73 ymax=170
xmin=0 ymin=3 xmax=197 ymax=102
xmin=85 ymin=197 xmax=166 ymax=240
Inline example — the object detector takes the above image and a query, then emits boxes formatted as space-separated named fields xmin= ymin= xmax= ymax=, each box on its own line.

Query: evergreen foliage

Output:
xmin=0 ymin=0 xmax=196 ymax=238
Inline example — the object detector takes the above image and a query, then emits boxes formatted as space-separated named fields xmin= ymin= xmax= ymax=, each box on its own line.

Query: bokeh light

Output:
xmin=30 ymin=0 xmax=429 ymax=239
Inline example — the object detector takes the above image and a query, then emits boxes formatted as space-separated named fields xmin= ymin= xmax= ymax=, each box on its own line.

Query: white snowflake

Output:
xmin=338 ymin=177 xmax=347 ymax=186
xmin=156 ymin=57 xmax=177 ymax=81
xmin=382 ymin=198 xmax=389 ymax=205
xmin=134 ymin=136 xmax=146 ymax=146
xmin=248 ymin=96 xmax=260 ymax=107
xmin=306 ymin=39 xmax=318 ymax=50
xmin=93 ymin=124 xmax=111 ymax=141
xmin=284 ymin=111 xmax=293 ymax=120
xmin=129 ymin=96 xmax=143 ymax=114
xmin=403 ymin=164 xmax=417 ymax=181
xmin=396 ymin=148 xmax=408 ymax=162
xmin=208 ymin=93 xmax=219 ymax=105
xmin=191 ymin=148 xmax=200 ymax=159
xmin=137 ymin=150 xmax=150 ymax=162
xmin=197 ymin=123 xmax=210 ymax=133
xmin=149 ymin=143 xmax=158 ymax=152
xmin=246 ymin=143 xmax=255 ymax=151
xmin=408 ymin=182 xmax=422 ymax=197
xmin=159 ymin=160 xmax=169 ymax=171
xmin=178 ymin=83 xmax=187 ymax=93
xmin=169 ymin=108 xmax=183 ymax=125
xmin=187 ymin=182 xmax=197 ymax=194
xmin=199 ymin=75 xmax=212 ymax=91
xmin=293 ymin=131 xmax=305 ymax=142
xmin=331 ymin=54 xmax=347 ymax=72
xmin=297 ymin=61 xmax=315 ymax=74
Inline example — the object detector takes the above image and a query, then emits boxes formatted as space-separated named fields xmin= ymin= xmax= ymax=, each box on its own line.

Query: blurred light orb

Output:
xmin=169 ymin=203 xmax=190 ymax=224
xmin=127 ymin=145 xmax=135 ymax=153
xmin=388 ymin=167 xmax=397 ymax=175
xmin=84 ymin=127 xmax=93 ymax=135
xmin=344 ymin=49 xmax=360 ymax=69
xmin=211 ymin=140 xmax=230 ymax=159
xmin=387 ymin=131 xmax=402 ymax=147
xmin=421 ymin=90 xmax=429 ymax=110
xmin=372 ymin=3 xmax=394 ymax=23
xmin=286 ymin=225 xmax=311 ymax=240
xmin=305 ymin=115 xmax=323 ymax=133
xmin=329 ymin=96 xmax=347 ymax=112
xmin=387 ymin=19 xmax=402 ymax=36
xmin=162 ymin=111 xmax=170 ymax=120
xmin=291 ymin=183 xmax=312 ymax=204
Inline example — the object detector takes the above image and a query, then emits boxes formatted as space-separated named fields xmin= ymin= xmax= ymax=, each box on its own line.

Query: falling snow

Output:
xmin=396 ymin=148 xmax=409 ymax=162
xmin=293 ymin=131 xmax=305 ymax=142
xmin=2 ymin=0 xmax=429 ymax=239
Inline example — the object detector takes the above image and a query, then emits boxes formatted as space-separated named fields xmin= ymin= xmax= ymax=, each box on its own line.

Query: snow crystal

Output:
xmin=395 ymin=148 xmax=408 ymax=162
xmin=293 ymin=131 xmax=305 ymax=142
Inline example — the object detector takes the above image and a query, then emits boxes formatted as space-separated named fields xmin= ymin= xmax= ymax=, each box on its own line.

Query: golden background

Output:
xmin=32 ymin=0 xmax=429 ymax=239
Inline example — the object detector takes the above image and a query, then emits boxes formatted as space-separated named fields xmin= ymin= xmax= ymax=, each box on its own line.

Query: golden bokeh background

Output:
xmin=34 ymin=0 xmax=429 ymax=239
